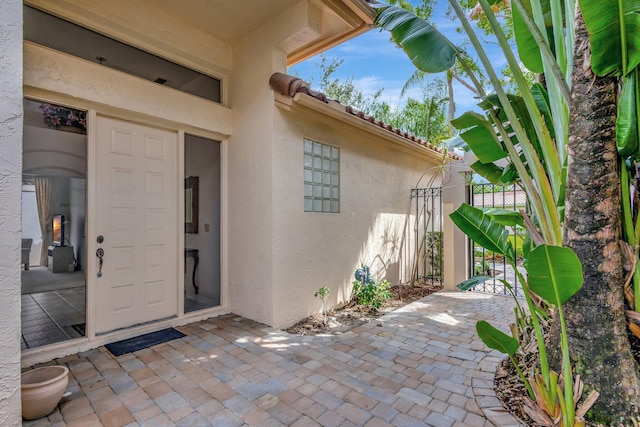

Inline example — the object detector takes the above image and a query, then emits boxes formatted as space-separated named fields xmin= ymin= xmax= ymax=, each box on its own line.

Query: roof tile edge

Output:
xmin=269 ymin=72 xmax=462 ymax=161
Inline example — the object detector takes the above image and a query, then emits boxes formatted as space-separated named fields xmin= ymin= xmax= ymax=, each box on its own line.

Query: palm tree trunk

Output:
xmin=559 ymin=6 xmax=640 ymax=423
xmin=446 ymin=70 xmax=455 ymax=135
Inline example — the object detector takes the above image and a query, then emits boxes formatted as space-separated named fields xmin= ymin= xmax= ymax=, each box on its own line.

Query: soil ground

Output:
xmin=284 ymin=279 xmax=443 ymax=336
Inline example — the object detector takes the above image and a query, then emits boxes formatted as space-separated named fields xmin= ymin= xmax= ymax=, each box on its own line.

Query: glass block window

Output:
xmin=304 ymin=139 xmax=339 ymax=213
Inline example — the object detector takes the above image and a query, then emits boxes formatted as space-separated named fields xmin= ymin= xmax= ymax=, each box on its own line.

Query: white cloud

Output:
xmin=332 ymin=32 xmax=407 ymax=61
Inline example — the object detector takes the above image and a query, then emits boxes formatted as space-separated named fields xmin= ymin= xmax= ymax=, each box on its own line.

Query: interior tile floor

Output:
xmin=21 ymin=288 xmax=86 ymax=349
xmin=184 ymin=293 xmax=220 ymax=313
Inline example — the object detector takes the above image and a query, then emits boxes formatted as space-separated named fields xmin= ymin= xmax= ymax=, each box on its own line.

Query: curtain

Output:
xmin=35 ymin=177 xmax=52 ymax=267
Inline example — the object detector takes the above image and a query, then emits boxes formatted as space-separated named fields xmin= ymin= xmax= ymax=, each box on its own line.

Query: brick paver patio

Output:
xmin=22 ymin=291 xmax=523 ymax=426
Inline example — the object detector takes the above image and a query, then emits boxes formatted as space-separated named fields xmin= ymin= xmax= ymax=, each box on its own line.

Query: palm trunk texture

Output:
xmin=559 ymin=7 xmax=640 ymax=424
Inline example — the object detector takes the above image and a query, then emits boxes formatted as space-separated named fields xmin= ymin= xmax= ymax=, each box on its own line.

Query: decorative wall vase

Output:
xmin=21 ymin=365 xmax=69 ymax=420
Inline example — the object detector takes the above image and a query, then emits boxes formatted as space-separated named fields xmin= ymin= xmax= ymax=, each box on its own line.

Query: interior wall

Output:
xmin=23 ymin=124 xmax=87 ymax=267
xmin=185 ymin=135 xmax=221 ymax=302
xmin=23 ymin=125 xmax=86 ymax=177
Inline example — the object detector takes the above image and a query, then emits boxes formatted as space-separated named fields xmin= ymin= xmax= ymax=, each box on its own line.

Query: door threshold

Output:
xmin=95 ymin=315 xmax=178 ymax=337
xmin=21 ymin=305 xmax=231 ymax=367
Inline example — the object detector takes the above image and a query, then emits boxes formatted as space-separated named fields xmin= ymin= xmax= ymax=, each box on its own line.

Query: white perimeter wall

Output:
xmin=271 ymin=107 xmax=443 ymax=329
xmin=0 ymin=0 xmax=23 ymax=424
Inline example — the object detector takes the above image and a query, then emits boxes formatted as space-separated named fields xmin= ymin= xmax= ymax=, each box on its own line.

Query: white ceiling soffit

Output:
xmin=149 ymin=0 xmax=375 ymax=64
xmin=151 ymin=0 xmax=301 ymax=42
xmin=25 ymin=0 xmax=375 ymax=67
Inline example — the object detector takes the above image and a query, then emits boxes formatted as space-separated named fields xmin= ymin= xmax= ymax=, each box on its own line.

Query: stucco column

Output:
xmin=442 ymin=160 xmax=470 ymax=291
xmin=0 ymin=1 xmax=24 ymax=425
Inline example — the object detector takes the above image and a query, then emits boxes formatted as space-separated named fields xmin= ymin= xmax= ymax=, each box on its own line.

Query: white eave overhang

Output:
xmin=287 ymin=0 xmax=377 ymax=66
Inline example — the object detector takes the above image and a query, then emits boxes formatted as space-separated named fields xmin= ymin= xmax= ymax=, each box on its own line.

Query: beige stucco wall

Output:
xmin=270 ymin=106 xmax=445 ymax=329
xmin=225 ymin=4 xmax=333 ymax=326
xmin=0 ymin=1 xmax=23 ymax=424
xmin=225 ymin=19 xmax=289 ymax=326
xmin=443 ymin=159 xmax=471 ymax=290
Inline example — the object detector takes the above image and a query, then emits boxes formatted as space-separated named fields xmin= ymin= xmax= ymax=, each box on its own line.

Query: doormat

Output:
xmin=105 ymin=328 xmax=186 ymax=356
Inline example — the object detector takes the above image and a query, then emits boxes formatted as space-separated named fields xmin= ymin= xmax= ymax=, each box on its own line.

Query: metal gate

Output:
xmin=410 ymin=188 xmax=443 ymax=282
xmin=469 ymin=184 xmax=527 ymax=297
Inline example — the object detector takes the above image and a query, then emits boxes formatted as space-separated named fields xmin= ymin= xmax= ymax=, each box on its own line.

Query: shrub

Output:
xmin=352 ymin=266 xmax=392 ymax=309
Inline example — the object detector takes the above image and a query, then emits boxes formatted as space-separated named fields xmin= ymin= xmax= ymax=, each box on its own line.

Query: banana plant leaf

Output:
xmin=520 ymin=232 xmax=533 ymax=272
xmin=531 ymin=83 xmax=556 ymax=142
xmin=579 ymin=0 xmax=640 ymax=76
xmin=450 ymin=112 xmax=507 ymax=163
xmin=512 ymin=0 xmax=543 ymax=73
xmin=616 ymin=70 xmax=639 ymax=158
xmin=470 ymin=161 xmax=505 ymax=185
xmin=479 ymin=91 xmax=564 ymax=202
xmin=527 ymin=245 xmax=583 ymax=306
xmin=373 ymin=4 xmax=460 ymax=73
xmin=500 ymin=162 xmax=519 ymax=184
xmin=445 ymin=134 xmax=468 ymax=151
xmin=481 ymin=207 xmax=524 ymax=227
xmin=476 ymin=320 xmax=519 ymax=356
xmin=479 ymin=94 xmax=545 ymax=162
xmin=456 ymin=275 xmax=495 ymax=291
xmin=449 ymin=203 xmax=515 ymax=259
xmin=458 ymin=277 xmax=518 ymax=299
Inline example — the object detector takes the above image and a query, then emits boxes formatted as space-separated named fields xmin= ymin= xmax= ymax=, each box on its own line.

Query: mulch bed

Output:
xmin=284 ymin=279 xmax=443 ymax=336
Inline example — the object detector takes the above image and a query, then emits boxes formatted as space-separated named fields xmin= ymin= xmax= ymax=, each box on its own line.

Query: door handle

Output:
xmin=96 ymin=248 xmax=104 ymax=278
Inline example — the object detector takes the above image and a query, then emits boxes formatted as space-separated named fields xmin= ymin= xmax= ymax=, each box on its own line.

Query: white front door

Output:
xmin=95 ymin=116 xmax=179 ymax=334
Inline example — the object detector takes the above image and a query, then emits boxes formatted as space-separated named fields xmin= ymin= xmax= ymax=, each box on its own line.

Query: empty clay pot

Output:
xmin=21 ymin=365 xmax=69 ymax=420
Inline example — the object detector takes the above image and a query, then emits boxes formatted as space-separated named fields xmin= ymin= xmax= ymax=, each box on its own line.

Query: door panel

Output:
xmin=95 ymin=117 xmax=178 ymax=334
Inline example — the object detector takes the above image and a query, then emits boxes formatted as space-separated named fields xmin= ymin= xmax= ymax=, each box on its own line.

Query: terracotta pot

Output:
xmin=21 ymin=365 xmax=69 ymax=420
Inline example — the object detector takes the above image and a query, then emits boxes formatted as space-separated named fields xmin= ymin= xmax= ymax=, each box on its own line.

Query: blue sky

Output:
xmin=288 ymin=1 xmax=508 ymax=114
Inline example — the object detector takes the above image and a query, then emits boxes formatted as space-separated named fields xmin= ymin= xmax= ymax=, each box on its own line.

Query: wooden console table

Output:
xmin=184 ymin=248 xmax=199 ymax=294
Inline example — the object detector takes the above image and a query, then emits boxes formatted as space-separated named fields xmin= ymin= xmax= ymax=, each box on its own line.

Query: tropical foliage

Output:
xmin=300 ymin=55 xmax=452 ymax=145
xmin=376 ymin=0 xmax=640 ymax=424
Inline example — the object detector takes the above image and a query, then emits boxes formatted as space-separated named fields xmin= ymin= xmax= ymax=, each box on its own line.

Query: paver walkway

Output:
xmin=23 ymin=291 xmax=523 ymax=427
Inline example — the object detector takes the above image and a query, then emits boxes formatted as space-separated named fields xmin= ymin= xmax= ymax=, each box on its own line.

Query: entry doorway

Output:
xmin=184 ymin=134 xmax=221 ymax=313
xmin=94 ymin=116 xmax=180 ymax=334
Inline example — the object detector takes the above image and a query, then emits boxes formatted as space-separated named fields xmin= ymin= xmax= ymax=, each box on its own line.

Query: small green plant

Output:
xmin=352 ymin=266 xmax=393 ymax=310
xmin=474 ymin=259 xmax=491 ymax=276
xmin=314 ymin=286 xmax=331 ymax=317
xmin=425 ymin=231 xmax=443 ymax=278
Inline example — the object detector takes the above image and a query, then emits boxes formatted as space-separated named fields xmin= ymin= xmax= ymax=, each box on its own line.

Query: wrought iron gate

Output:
xmin=469 ymin=184 xmax=527 ymax=297
xmin=410 ymin=188 xmax=443 ymax=282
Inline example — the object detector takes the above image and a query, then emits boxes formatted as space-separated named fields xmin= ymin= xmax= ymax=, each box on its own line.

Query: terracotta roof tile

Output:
xmin=269 ymin=72 xmax=461 ymax=160
xmin=269 ymin=72 xmax=328 ymax=102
